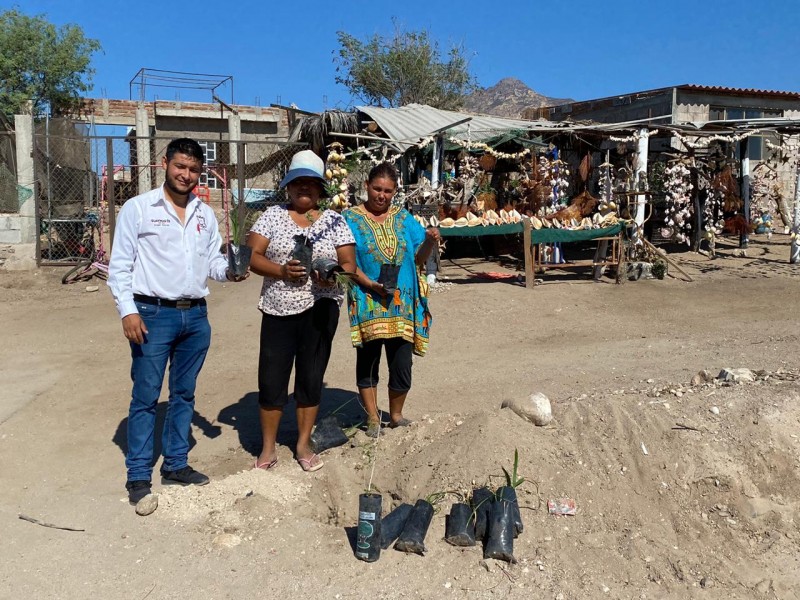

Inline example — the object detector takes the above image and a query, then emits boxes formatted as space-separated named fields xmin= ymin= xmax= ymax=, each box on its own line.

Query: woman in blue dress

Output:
xmin=344 ymin=163 xmax=440 ymax=437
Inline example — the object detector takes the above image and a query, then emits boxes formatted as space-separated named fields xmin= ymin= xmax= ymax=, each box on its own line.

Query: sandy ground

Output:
xmin=1 ymin=232 xmax=799 ymax=600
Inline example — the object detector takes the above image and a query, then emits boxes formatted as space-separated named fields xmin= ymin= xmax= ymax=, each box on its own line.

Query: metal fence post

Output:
xmin=106 ymin=138 xmax=116 ymax=251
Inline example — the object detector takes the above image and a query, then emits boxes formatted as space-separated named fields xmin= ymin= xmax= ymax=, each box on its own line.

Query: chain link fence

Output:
xmin=33 ymin=122 xmax=303 ymax=264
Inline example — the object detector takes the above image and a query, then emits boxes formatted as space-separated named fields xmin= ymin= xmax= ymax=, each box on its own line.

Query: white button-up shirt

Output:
xmin=107 ymin=185 xmax=229 ymax=318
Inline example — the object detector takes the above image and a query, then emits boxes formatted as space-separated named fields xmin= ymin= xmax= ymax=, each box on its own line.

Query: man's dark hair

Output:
xmin=165 ymin=138 xmax=205 ymax=165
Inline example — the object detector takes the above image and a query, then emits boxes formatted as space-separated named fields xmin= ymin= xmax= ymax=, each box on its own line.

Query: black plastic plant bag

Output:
xmin=290 ymin=234 xmax=313 ymax=274
xmin=380 ymin=503 xmax=413 ymax=549
xmin=226 ymin=243 xmax=252 ymax=278
xmin=355 ymin=493 xmax=382 ymax=562
xmin=483 ymin=495 xmax=516 ymax=563
xmin=312 ymin=257 xmax=343 ymax=283
xmin=444 ymin=502 xmax=476 ymax=547
xmin=496 ymin=486 xmax=523 ymax=537
xmin=471 ymin=487 xmax=493 ymax=541
xmin=394 ymin=499 xmax=434 ymax=555
xmin=310 ymin=414 xmax=349 ymax=454
xmin=377 ymin=263 xmax=401 ymax=294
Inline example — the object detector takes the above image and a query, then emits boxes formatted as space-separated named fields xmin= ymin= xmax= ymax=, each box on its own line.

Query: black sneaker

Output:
xmin=160 ymin=466 xmax=210 ymax=486
xmin=126 ymin=480 xmax=152 ymax=505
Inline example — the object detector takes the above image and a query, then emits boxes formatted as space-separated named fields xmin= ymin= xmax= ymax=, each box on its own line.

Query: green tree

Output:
xmin=0 ymin=8 xmax=101 ymax=117
xmin=334 ymin=25 xmax=476 ymax=110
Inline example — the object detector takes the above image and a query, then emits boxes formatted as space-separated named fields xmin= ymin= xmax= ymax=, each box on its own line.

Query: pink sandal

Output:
xmin=297 ymin=453 xmax=324 ymax=472
xmin=254 ymin=457 xmax=278 ymax=470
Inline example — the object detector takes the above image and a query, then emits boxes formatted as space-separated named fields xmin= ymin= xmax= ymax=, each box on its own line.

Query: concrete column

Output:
xmin=791 ymin=166 xmax=800 ymax=264
xmin=135 ymin=105 xmax=152 ymax=192
xmin=14 ymin=114 xmax=36 ymax=244
xmin=228 ymin=114 xmax=241 ymax=198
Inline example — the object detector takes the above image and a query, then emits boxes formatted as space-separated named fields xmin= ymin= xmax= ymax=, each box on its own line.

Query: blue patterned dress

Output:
xmin=343 ymin=205 xmax=432 ymax=356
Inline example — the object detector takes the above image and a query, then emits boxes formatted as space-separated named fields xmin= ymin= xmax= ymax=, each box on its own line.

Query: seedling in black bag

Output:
xmin=376 ymin=262 xmax=401 ymax=295
xmin=310 ymin=414 xmax=349 ymax=454
xmin=290 ymin=234 xmax=313 ymax=276
xmin=471 ymin=487 xmax=494 ymax=541
xmin=394 ymin=492 xmax=445 ymax=556
xmin=444 ymin=502 xmax=476 ymax=547
xmin=483 ymin=449 xmax=526 ymax=563
xmin=500 ymin=448 xmax=525 ymax=537
xmin=380 ymin=503 xmax=413 ymax=549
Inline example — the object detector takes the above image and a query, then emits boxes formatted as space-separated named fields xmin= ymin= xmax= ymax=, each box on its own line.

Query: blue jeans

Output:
xmin=126 ymin=301 xmax=211 ymax=482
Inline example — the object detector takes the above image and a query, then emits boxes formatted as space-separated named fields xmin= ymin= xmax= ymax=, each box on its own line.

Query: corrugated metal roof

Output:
xmin=357 ymin=103 xmax=559 ymax=149
xmin=677 ymin=84 xmax=800 ymax=100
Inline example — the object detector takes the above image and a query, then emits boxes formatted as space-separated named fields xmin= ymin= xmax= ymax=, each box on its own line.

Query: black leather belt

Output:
xmin=134 ymin=294 xmax=206 ymax=309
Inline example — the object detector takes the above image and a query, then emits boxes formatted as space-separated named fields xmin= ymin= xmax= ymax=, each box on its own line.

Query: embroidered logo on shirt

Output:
xmin=151 ymin=218 xmax=171 ymax=227
xmin=196 ymin=214 xmax=208 ymax=232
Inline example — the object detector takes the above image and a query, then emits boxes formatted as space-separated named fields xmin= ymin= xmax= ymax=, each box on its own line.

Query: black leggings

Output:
xmin=258 ymin=299 xmax=339 ymax=408
xmin=355 ymin=338 xmax=413 ymax=392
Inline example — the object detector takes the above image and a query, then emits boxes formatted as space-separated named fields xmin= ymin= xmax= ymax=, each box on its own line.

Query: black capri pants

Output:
xmin=258 ymin=299 xmax=339 ymax=408
xmin=355 ymin=338 xmax=413 ymax=393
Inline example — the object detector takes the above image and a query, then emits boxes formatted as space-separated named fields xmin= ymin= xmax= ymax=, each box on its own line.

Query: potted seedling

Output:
xmin=224 ymin=191 xmax=252 ymax=278
xmin=394 ymin=492 xmax=445 ymax=555
xmin=355 ymin=490 xmax=382 ymax=562
xmin=483 ymin=449 xmax=526 ymax=563
xmin=355 ymin=407 xmax=384 ymax=562
xmin=290 ymin=234 xmax=313 ymax=278
xmin=471 ymin=486 xmax=494 ymax=542
xmin=444 ymin=493 xmax=476 ymax=547
xmin=376 ymin=261 xmax=401 ymax=295
xmin=380 ymin=503 xmax=414 ymax=550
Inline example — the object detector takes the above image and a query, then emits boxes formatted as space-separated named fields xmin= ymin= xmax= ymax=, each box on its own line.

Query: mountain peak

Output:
xmin=463 ymin=79 xmax=572 ymax=119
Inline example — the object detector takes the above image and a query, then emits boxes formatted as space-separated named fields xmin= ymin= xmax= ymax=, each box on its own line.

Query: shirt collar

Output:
xmin=150 ymin=184 xmax=199 ymax=208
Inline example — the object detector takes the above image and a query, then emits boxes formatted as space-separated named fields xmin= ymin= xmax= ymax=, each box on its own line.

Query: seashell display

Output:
xmin=467 ymin=216 xmax=482 ymax=227
xmin=531 ymin=216 xmax=543 ymax=230
xmin=509 ymin=209 xmax=522 ymax=223
xmin=485 ymin=209 xmax=499 ymax=225
xmin=415 ymin=215 xmax=427 ymax=228
xmin=429 ymin=216 xmax=440 ymax=227
xmin=439 ymin=217 xmax=455 ymax=228
xmin=570 ymin=218 xmax=580 ymax=229
xmin=499 ymin=209 xmax=510 ymax=224
xmin=592 ymin=212 xmax=602 ymax=224
xmin=542 ymin=218 xmax=552 ymax=228
xmin=465 ymin=211 xmax=478 ymax=222
xmin=454 ymin=217 xmax=469 ymax=227
xmin=580 ymin=217 xmax=592 ymax=229
xmin=552 ymin=218 xmax=562 ymax=229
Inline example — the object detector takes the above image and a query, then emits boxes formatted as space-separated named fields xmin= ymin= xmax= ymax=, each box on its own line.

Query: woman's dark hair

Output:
xmin=166 ymin=138 xmax=205 ymax=165
xmin=368 ymin=162 xmax=399 ymax=186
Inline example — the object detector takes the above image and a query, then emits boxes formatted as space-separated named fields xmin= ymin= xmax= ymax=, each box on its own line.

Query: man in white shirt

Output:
xmin=108 ymin=138 xmax=246 ymax=507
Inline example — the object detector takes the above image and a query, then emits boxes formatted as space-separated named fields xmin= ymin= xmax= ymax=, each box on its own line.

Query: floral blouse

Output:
xmin=249 ymin=205 xmax=355 ymax=316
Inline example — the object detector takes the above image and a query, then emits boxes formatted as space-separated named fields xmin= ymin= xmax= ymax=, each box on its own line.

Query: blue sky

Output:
xmin=9 ymin=0 xmax=800 ymax=111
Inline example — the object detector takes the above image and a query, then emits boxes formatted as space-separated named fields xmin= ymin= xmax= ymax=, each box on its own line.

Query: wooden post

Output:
xmin=689 ymin=150 xmax=702 ymax=252
xmin=106 ymin=138 xmax=116 ymax=251
xmin=523 ymin=217 xmax=534 ymax=289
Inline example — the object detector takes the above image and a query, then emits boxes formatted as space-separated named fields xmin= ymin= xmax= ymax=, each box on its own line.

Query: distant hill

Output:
xmin=462 ymin=77 xmax=572 ymax=119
